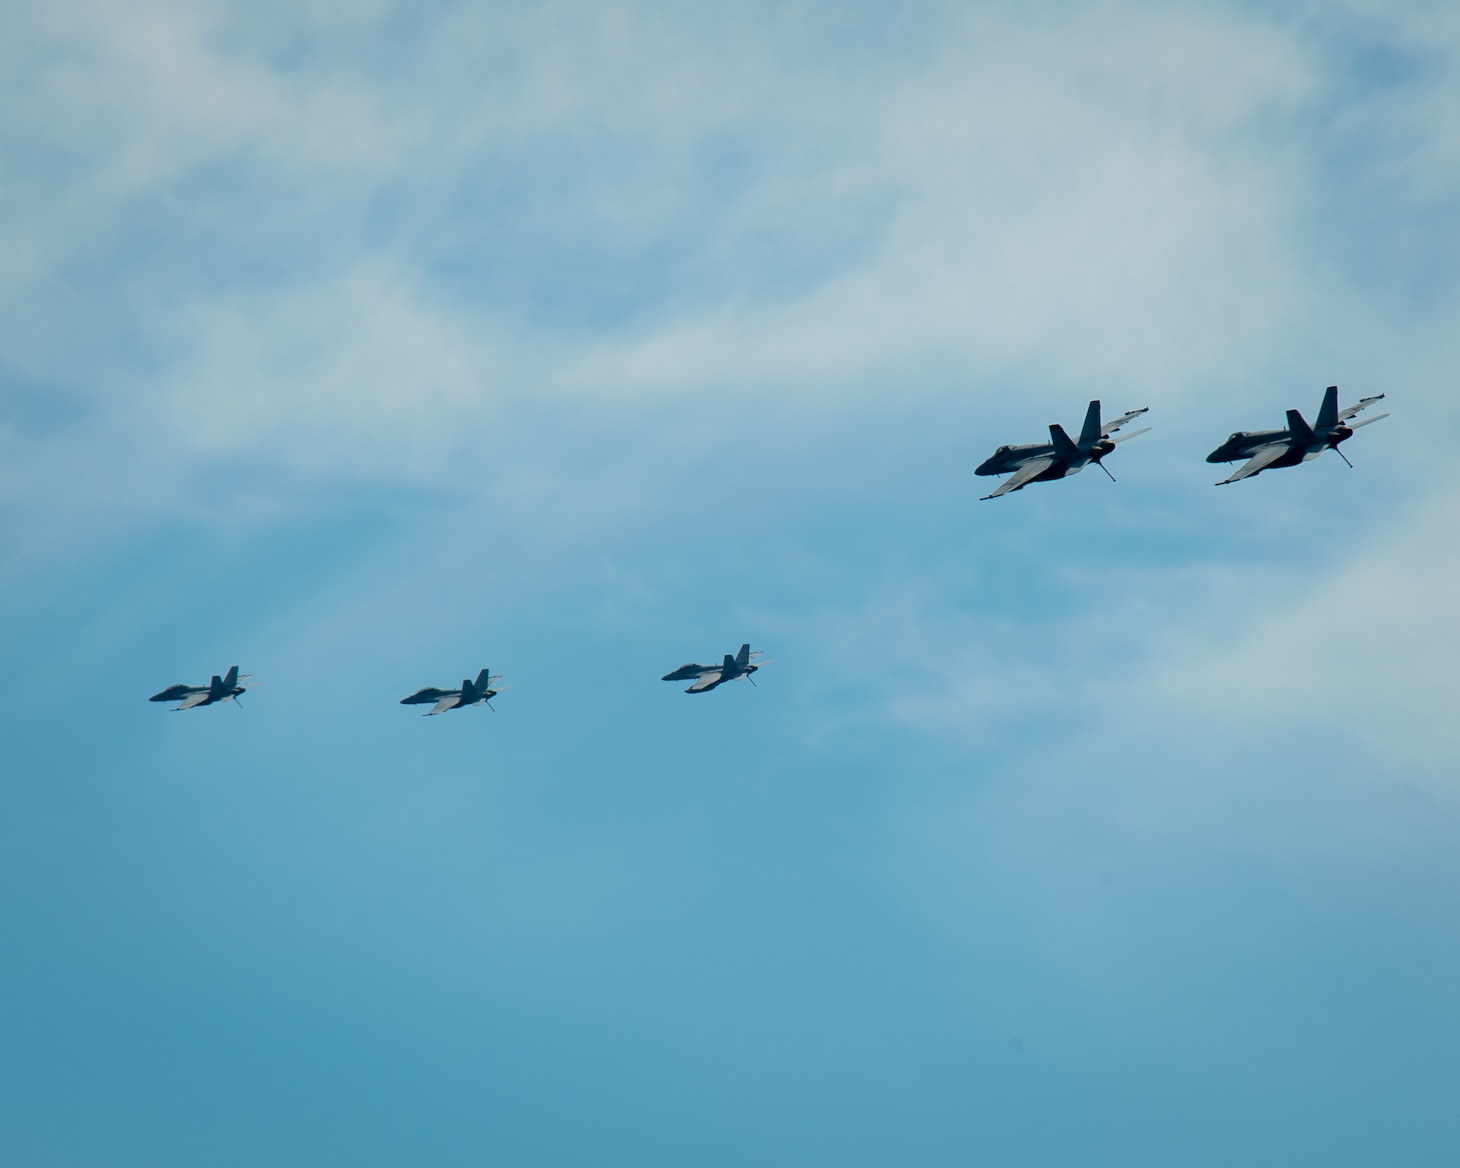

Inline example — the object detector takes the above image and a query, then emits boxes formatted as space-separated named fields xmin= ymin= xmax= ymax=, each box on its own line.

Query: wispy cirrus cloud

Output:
xmin=0 ymin=1 xmax=1371 ymax=492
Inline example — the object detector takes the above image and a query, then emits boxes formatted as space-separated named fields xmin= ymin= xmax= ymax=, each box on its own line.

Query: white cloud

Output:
xmin=0 ymin=1 xmax=1350 ymax=466
xmin=2 ymin=0 xmax=1458 ymax=692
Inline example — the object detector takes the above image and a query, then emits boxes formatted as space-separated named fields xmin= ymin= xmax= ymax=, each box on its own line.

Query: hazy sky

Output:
xmin=3 ymin=1 xmax=1459 ymax=1164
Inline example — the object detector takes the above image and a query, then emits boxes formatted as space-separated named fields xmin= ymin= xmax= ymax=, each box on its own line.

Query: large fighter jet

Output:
xmin=149 ymin=666 xmax=253 ymax=710
xmin=1207 ymin=385 xmax=1389 ymax=484
xmin=661 ymin=644 xmax=769 ymax=693
xmin=976 ymin=401 xmax=1151 ymax=499
xmin=399 ymin=668 xmax=505 ymax=715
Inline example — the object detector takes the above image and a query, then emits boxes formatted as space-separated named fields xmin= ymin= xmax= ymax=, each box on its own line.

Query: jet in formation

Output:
xmin=400 ymin=669 xmax=505 ymax=715
xmin=976 ymin=400 xmax=1151 ymax=499
xmin=149 ymin=666 xmax=253 ymax=710
xmin=1207 ymin=385 xmax=1389 ymax=484
xmin=661 ymin=644 xmax=770 ymax=693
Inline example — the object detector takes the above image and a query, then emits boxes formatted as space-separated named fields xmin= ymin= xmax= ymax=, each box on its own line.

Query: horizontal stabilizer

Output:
xmin=1348 ymin=412 xmax=1390 ymax=430
xmin=1110 ymin=426 xmax=1151 ymax=445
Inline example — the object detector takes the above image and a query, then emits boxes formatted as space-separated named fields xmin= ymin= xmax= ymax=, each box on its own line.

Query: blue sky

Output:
xmin=3 ymin=1 xmax=1460 ymax=1164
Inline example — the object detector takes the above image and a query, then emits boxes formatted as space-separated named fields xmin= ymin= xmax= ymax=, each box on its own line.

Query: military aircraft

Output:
xmin=399 ymin=668 xmax=505 ymax=715
xmin=148 ymin=666 xmax=253 ymax=710
xmin=661 ymin=644 xmax=770 ymax=693
xmin=976 ymin=401 xmax=1151 ymax=499
xmin=1207 ymin=385 xmax=1389 ymax=484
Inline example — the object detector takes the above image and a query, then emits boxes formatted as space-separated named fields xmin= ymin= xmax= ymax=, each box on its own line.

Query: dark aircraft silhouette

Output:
xmin=1208 ymin=385 xmax=1389 ymax=484
xmin=661 ymin=644 xmax=770 ymax=693
xmin=976 ymin=400 xmax=1151 ymax=499
xmin=149 ymin=666 xmax=253 ymax=710
xmin=400 ymin=668 xmax=505 ymax=715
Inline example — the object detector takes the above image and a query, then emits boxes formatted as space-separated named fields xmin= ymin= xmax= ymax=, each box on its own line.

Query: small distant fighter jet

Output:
xmin=661 ymin=643 xmax=770 ymax=694
xmin=976 ymin=400 xmax=1151 ymax=499
xmin=1207 ymin=385 xmax=1389 ymax=484
xmin=149 ymin=666 xmax=253 ymax=711
xmin=400 ymin=668 xmax=505 ymax=715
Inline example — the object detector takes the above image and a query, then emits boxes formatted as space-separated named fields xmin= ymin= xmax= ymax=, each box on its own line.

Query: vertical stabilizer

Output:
xmin=1077 ymin=400 xmax=1102 ymax=449
xmin=1049 ymin=424 xmax=1079 ymax=460
xmin=1315 ymin=385 xmax=1340 ymax=432
xmin=222 ymin=666 xmax=239 ymax=690
xmin=208 ymin=674 xmax=225 ymax=699
xmin=475 ymin=668 xmax=491 ymax=691
xmin=1286 ymin=409 xmax=1316 ymax=443
xmin=722 ymin=653 xmax=736 ymax=676
xmin=735 ymin=644 xmax=751 ymax=671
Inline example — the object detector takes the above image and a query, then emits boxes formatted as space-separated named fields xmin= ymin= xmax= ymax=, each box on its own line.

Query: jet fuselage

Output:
xmin=975 ymin=439 xmax=1113 ymax=481
xmin=1205 ymin=425 xmax=1353 ymax=466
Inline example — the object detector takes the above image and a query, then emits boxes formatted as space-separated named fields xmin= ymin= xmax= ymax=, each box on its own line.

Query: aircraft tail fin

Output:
xmin=722 ymin=653 xmax=736 ymax=675
xmin=1286 ymin=409 xmax=1316 ymax=443
xmin=1315 ymin=385 xmax=1339 ymax=432
xmin=1049 ymin=424 xmax=1079 ymax=460
xmin=207 ymin=667 xmax=239 ymax=699
xmin=1077 ymin=400 xmax=1102 ymax=449
xmin=734 ymin=644 xmax=750 ymax=671
xmin=475 ymin=668 xmax=491 ymax=691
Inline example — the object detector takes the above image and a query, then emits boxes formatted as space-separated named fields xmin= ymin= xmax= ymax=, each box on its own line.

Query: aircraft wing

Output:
xmin=980 ymin=457 xmax=1055 ymax=499
xmin=1217 ymin=441 xmax=1291 ymax=484
xmin=1339 ymin=394 xmax=1385 ymax=420
xmin=1101 ymin=407 xmax=1150 ymax=437
xmin=685 ymin=671 xmax=724 ymax=693
xmin=426 ymin=695 xmax=461 ymax=715
xmin=174 ymin=691 xmax=211 ymax=710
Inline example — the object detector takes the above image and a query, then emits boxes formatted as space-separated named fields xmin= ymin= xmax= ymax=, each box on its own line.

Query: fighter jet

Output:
xmin=975 ymin=400 xmax=1151 ymax=499
xmin=399 ymin=669 xmax=505 ymax=715
xmin=148 ymin=666 xmax=253 ymax=710
xmin=661 ymin=644 xmax=769 ymax=694
xmin=1207 ymin=385 xmax=1389 ymax=484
